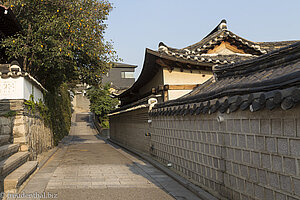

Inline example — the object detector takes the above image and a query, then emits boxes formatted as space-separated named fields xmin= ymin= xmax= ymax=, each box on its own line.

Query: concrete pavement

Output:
xmin=16 ymin=112 xmax=201 ymax=200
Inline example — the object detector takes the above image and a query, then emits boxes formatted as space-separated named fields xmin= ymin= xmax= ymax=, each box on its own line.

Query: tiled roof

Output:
xmin=151 ymin=42 xmax=300 ymax=115
xmin=157 ymin=20 xmax=299 ymax=65
xmin=116 ymin=20 xmax=299 ymax=107
xmin=0 ymin=64 xmax=47 ymax=92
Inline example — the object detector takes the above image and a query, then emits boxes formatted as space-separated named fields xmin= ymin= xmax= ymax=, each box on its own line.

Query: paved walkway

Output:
xmin=19 ymin=112 xmax=201 ymax=200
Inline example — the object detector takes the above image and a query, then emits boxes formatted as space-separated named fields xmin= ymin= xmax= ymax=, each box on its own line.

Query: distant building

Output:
xmin=102 ymin=62 xmax=137 ymax=95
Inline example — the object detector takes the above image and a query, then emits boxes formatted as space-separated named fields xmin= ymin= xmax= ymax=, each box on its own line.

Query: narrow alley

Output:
xmin=20 ymin=110 xmax=201 ymax=200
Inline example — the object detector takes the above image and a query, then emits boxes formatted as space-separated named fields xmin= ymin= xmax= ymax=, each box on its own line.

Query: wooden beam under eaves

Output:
xmin=167 ymin=84 xmax=199 ymax=90
xmin=156 ymin=59 xmax=174 ymax=72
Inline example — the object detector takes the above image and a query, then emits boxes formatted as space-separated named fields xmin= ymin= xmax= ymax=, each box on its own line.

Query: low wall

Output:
xmin=150 ymin=107 xmax=300 ymax=200
xmin=0 ymin=99 xmax=53 ymax=159
xmin=109 ymin=107 xmax=151 ymax=154
xmin=110 ymin=104 xmax=300 ymax=200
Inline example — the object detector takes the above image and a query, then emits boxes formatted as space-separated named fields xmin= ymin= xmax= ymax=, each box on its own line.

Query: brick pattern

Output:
xmin=151 ymin=108 xmax=300 ymax=200
xmin=109 ymin=107 xmax=151 ymax=154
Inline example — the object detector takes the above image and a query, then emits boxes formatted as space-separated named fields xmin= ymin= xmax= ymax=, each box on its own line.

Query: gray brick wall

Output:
xmin=109 ymin=105 xmax=300 ymax=200
xmin=109 ymin=107 xmax=151 ymax=154
xmin=150 ymin=107 xmax=300 ymax=200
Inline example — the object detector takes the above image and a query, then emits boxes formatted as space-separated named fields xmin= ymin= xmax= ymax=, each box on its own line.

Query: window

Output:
xmin=121 ymin=71 xmax=134 ymax=79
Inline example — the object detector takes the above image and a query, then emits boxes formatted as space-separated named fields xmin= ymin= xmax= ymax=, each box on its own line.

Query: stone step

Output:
xmin=0 ymin=135 xmax=10 ymax=145
xmin=4 ymin=161 xmax=38 ymax=193
xmin=0 ymin=151 xmax=30 ymax=177
xmin=0 ymin=144 xmax=19 ymax=161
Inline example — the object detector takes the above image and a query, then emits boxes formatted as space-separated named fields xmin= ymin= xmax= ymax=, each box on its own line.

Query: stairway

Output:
xmin=0 ymin=133 xmax=37 ymax=193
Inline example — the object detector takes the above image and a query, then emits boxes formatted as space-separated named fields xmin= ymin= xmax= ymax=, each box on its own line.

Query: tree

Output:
xmin=87 ymin=83 xmax=118 ymax=128
xmin=1 ymin=0 xmax=116 ymax=90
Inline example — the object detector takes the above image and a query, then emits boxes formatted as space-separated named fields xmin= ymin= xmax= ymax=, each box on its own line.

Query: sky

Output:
xmin=104 ymin=0 xmax=300 ymax=79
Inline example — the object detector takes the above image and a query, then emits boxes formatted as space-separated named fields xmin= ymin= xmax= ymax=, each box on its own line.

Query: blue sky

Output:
xmin=105 ymin=0 xmax=300 ymax=78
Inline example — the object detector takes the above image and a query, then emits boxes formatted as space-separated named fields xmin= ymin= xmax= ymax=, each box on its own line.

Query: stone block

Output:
xmin=290 ymin=139 xmax=300 ymax=157
xmin=245 ymin=181 xmax=254 ymax=196
xmin=268 ymin=172 xmax=280 ymax=189
xmin=13 ymin=124 xmax=26 ymax=137
xmin=13 ymin=137 xmax=26 ymax=143
xmin=232 ymin=163 xmax=239 ymax=175
xmin=234 ymin=119 xmax=242 ymax=133
xmin=265 ymin=188 xmax=274 ymax=200
xmin=251 ymin=152 xmax=260 ymax=167
xmin=280 ymin=175 xmax=292 ymax=193
xmin=283 ymin=157 xmax=296 ymax=176
xmin=287 ymin=196 xmax=298 ymax=200
xmin=228 ymin=148 xmax=234 ymax=160
xmin=249 ymin=167 xmax=257 ymax=182
xmin=278 ymin=138 xmax=288 ymax=155
xmin=231 ymin=134 xmax=237 ymax=146
xmin=238 ymin=135 xmax=246 ymax=148
xmin=227 ymin=119 xmax=234 ymax=133
xmin=254 ymin=184 xmax=264 ymax=199
xmin=272 ymin=155 xmax=283 ymax=172
xmin=255 ymin=136 xmax=265 ymax=151
xmin=250 ymin=119 xmax=259 ymax=134
xmin=272 ymin=119 xmax=282 ymax=135
xmin=240 ymin=165 xmax=248 ymax=179
xmin=225 ymin=134 xmax=230 ymax=145
xmin=229 ymin=175 xmax=236 ymax=188
xmin=266 ymin=137 xmax=276 ymax=153
xmin=232 ymin=191 xmax=240 ymax=200
xmin=293 ymin=178 xmax=300 ymax=197
xmin=275 ymin=192 xmax=287 ymax=200
xmin=235 ymin=149 xmax=242 ymax=162
xmin=242 ymin=119 xmax=250 ymax=133
xmin=247 ymin=135 xmax=255 ymax=149
xmin=242 ymin=150 xmax=251 ymax=164
xmin=258 ymin=169 xmax=267 ymax=185
xmin=20 ymin=145 xmax=28 ymax=152
xmin=236 ymin=177 xmax=244 ymax=191
xmin=224 ymin=173 xmax=230 ymax=186
xmin=283 ymin=119 xmax=296 ymax=137
xmin=14 ymin=115 xmax=25 ymax=125
xmin=241 ymin=194 xmax=249 ymax=200
xmin=2 ymin=125 xmax=11 ymax=135
xmin=260 ymin=119 xmax=270 ymax=135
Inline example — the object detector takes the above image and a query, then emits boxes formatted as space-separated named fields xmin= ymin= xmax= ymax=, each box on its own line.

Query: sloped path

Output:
xmin=19 ymin=112 xmax=201 ymax=200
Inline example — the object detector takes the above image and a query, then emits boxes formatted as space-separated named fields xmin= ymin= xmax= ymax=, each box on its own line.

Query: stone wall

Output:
xmin=0 ymin=99 xmax=53 ymax=158
xmin=150 ymin=107 xmax=300 ymax=200
xmin=109 ymin=107 xmax=151 ymax=154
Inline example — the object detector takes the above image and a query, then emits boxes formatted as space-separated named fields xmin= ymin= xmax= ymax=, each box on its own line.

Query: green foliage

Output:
xmin=2 ymin=0 xmax=117 ymax=90
xmin=45 ymin=83 xmax=72 ymax=145
xmin=24 ymin=94 xmax=36 ymax=113
xmin=23 ymin=84 xmax=71 ymax=145
xmin=87 ymin=84 xmax=118 ymax=128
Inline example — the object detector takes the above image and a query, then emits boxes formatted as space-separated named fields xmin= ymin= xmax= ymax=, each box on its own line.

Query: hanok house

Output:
xmin=116 ymin=19 xmax=298 ymax=107
xmin=149 ymin=42 xmax=300 ymax=200
xmin=0 ymin=6 xmax=52 ymax=193
xmin=109 ymin=20 xmax=298 ymax=153
xmin=109 ymin=20 xmax=300 ymax=200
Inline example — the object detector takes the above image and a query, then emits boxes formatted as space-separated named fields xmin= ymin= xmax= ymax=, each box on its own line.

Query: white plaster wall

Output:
xmin=0 ymin=77 xmax=43 ymax=101
xmin=168 ymin=90 xmax=192 ymax=100
xmin=163 ymin=68 xmax=212 ymax=85
xmin=0 ymin=77 xmax=24 ymax=100
xmin=24 ymin=78 xmax=43 ymax=102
